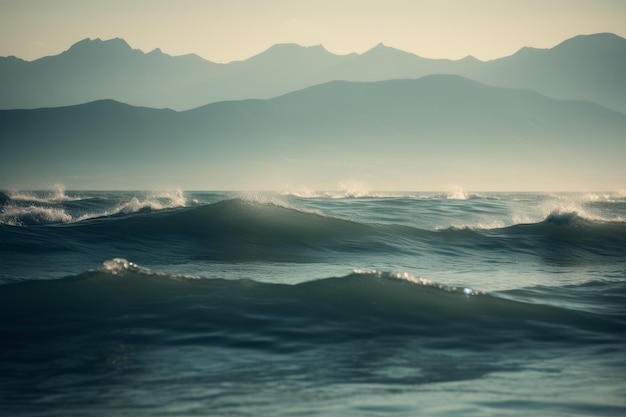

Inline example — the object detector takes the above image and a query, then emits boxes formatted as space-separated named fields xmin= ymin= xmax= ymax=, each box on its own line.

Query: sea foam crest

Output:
xmin=113 ymin=190 xmax=187 ymax=214
xmin=446 ymin=186 xmax=469 ymax=200
xmin=284 ymin=182 xmax=401 ymax=199
xmin=509 ymin=197 xmax=626 ymax=228
xmin=238 ymin=192 xmax=325 ymax=216
xmin=7 ymin=185 xmax=82 ymax=203
xmin=336 ymin=182 xmax=374 ymax=198
xmin=354 ymin=269 xmax=432 ymax=285
xmin=437 ymin=220 xmax=507 ymax=231
xmin=100 ymin=258 xmax=200 ymax=280
xmin=101 ymin=258 xmax=143 ymax=275
xmin=1 ymin=189 xmax=189 ymax=226
xmin=583 ymin=191 xmax=626 ymax=203
xmin=539 ymin=199 xmax=624 ymax=224
xmin=331 ymin=182 xmax=403 ymax=199
xmin=0 ymin=204 xmax=73 ymax=226
xmin=353 ymin=269 xmax=480 ymax=296
xmin=74 ymin=190 xmax=188 ymax=222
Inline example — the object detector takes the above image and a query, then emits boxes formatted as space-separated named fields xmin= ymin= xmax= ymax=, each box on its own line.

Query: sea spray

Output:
xmin=0 ymin=189 xmax=189 ymax=226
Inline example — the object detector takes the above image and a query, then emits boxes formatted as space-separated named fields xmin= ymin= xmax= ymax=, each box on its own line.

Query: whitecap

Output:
xmin=0 ymin=204 xmax=73 ymax=226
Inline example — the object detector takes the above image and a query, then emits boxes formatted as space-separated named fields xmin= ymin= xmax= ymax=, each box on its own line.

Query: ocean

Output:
xmin=1 ymin=188 xmax=625 ymax=416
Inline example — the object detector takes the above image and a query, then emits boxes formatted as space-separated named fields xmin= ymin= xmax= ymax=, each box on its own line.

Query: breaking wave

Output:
xmin=6 ymin=185 xmax=83 ymax=203
xmin=0 ymin=190 xmax=187 ymax=226
xmin=0 ymin=204 xmax=74 ymax=226
xmin=2 ymin=197 xmax=625 ymax=264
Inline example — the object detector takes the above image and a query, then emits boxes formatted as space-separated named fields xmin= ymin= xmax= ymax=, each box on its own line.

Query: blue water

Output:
xmin=1 ymin=189 xmax=625 ymax=416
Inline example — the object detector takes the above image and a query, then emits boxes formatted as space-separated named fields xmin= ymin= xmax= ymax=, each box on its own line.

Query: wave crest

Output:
xmin=100 ymin=258 xmax=200 ymax=280
xmin=2 ymin=260 xmax=617 ymax=347
xmin=545 ymin=209 xmax=585 ymax=226
xmin=352 ymin=269 xmax=480 ymax=296
xmin=0 ymin=204 xmax=73 ymax=226
xmin=1 ymin=190 xmax=188 ymax=226
xmin=106 ymin=190 xmax=187 ymax=216
xmin=6 ymin=185 xmax=82 ymax=203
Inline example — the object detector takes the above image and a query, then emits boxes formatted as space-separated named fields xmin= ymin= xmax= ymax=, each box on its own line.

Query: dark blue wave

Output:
xmin=482 ymin=212 xmax=626 ymax=261
xmin=2 ymin=193 xmax=624 ymax=415
xmin=2 ymin=198 xmax=625 ymax=266
xmin=1 ymin=261 xmax=623 ymax=409
xmin=1 ymin=264 xmax=622 ymax=350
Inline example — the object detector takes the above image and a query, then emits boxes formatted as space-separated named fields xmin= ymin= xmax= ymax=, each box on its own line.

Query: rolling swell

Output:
xmin=0 ymin=259 xmax=622 ymax=350
xmin=16 ymin=198 xmax=389 ymax=262
xmin=2 ymin=197 xmax=625 ymax=268
xmin=485 ymin=211 xmax=626 ymax=261
xmin=1 ymin=259 xmax=624 ymax=407
xmin=2 ymin=191 xmax=626 ymax=416
xmin=425 ymin=210 xmax=626 ymax=263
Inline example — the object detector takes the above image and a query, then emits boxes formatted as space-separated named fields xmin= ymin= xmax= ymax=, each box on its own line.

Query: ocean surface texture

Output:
xmin=1 ymin=189 xmax=625 ymax=416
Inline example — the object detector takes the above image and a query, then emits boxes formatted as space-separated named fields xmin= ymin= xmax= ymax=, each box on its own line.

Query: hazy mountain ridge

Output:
xmin=1 ymin=33 xmax=624 ymax=112
xmin=1 ymin=75 xmax=624 ymax=189
xmin=0 ymin=37 xmax=223 ymax=110
xmin=467 ymin=33 xmax=626 ymax=114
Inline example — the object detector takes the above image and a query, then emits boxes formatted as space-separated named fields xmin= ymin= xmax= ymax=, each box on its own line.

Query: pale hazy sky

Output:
xmin=1 ymin=0 xmax=625 ymax=62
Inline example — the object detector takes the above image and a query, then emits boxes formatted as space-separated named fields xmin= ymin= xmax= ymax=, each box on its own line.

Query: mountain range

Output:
xmin=2 ymin=75 xmax=624 ymax=190
xmin=1 ymin=33 xmax=625 ymax=113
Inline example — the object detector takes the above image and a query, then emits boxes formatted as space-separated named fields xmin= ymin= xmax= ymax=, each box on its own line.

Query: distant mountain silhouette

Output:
xmin=468 ymin=33 xmax=626 ymax=114
xmin=0 ymin=38 xmax=221 ymax=110
xmin=1 ymin=33 xmax=624 ymax=112
xmin=1 ymin=75 xmax=624 ymax=189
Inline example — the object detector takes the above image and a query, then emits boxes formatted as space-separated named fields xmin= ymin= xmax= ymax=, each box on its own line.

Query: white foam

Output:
xmin=583 ymin=191 xmax=626 ymax=203
xmin=353 ymin=269 xmax=431 ymax=285
xmin=332 ymin=182 xmax=405 ymax=199
xmin=437 ymin=220 xmax=507 ymax=231
xmin=100 ymin=258 xmax=200 ymax=279
xmin=353 ymin=269 xmax=482 ymax=295
xmin=504 ymin=193 xmax=626 ymax=226
xmin=8 ymin=185 xmax=82 ymax=203
xmin=446 ymin=186 xmax=468 ymax=200
xmin=239 ymin=191 xmax=290 ymax=206
xmin=281 ymin=188 xmax=321 ymax=198
xmin=2 ymin=190 xmax=189 ymax=225
xmin=101 ymin=258 xmax=142 ymax=275
xmin=0 ymin=204 xmax=73 ymax=226
xmin=284 ymin=182 xmax=400 ymax=199
xmin=336 ymin=181 xmax=372 ymax=198
xmin=282 ymin=183 xmax=407 ymax=199
xmin=78 ymin=190 xmax=188 ymax=221
xmin=539 ymin=200 xmax=608 ymax=223
xmin=585 ymin=193 xmax=612 ymax=202
xmin=238 ymin=192 xmax=325 ymax=216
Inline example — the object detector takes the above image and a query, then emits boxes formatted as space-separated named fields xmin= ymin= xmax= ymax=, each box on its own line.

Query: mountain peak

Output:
xmin=68 ymin=37 xmax=133 ymax=53
xmin=553 ymin=32 xmax=626 ymax=52
xmin=365 ymin=42 xmax=409 ymax=53
xmin=245 ymin=43 xmax=337 ymax=63
xmin=366 ymin=42 xmax=390 ymax=52
xmin=264 ymin=43 xmax=330 ymax=54
xmin=361 ymin=43 xmax=419 ymax=60
xmin=457 ymin=55 xmax=481 ymax=63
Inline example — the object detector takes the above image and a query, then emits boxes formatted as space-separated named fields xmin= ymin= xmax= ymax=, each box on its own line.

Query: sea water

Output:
xmin=1 ymin=189 xmax=625 ymax=416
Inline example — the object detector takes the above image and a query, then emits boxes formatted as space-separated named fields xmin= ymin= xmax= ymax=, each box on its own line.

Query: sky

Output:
xmin=1 ymin=0 xmax=626 ymax=63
